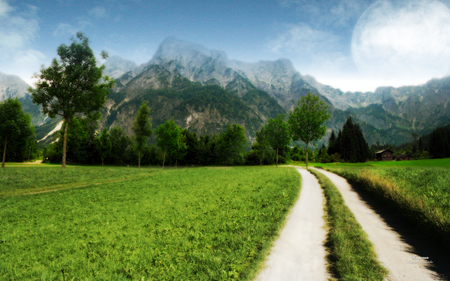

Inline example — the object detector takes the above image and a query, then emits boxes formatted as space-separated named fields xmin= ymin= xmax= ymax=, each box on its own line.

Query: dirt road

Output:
xmin=256 ymin=168 xmax=327 ymax=281
xmin=312 ymin=168 xmax=440 ymax=281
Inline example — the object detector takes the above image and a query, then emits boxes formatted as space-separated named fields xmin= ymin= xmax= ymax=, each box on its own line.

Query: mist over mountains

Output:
xmin=3 ymin=37 xmax=450 ymax=146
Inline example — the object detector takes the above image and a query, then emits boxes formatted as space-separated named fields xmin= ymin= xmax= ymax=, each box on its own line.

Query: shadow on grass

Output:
xmin=347 ymin=181 xmax=450 ymax=280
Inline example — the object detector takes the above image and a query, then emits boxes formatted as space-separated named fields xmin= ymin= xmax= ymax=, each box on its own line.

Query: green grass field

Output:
xmin=309 ymin=169 xmax=388 ymax=280
xmin=318 ymin=159 xmax=450 ymax=251
xmin=0 ymin=166 xmax=301 ymax=280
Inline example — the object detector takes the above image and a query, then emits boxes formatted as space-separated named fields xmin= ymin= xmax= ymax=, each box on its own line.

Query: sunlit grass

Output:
xmin=0 ymin=166 xmax=301 ymax=280
xmin=310 ymin=169 xmax=388 ymax=280
xmin=324 ymin=165 xmax=450 ymax=251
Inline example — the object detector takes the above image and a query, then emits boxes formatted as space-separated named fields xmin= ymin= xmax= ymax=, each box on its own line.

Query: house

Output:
xmin=397 ymin=153 xmax=414 ymax=161
xmin=376 ymin=149 xmax=394 ymax=161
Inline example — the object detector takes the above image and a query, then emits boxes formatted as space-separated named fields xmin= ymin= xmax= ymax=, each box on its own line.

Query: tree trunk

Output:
xmin=138 ymin=150 xmax=141 ymax=169
xmin=1 ymin=137 xmax=7 ymax=168
xmin=276 ymin=147 xmax=278 ymax=168
xmin=102 ymin=158 xmax=104 ymax=167
xmin=62 ymin=120 xmax=69 ymax=170
xmin=162 ymin=149 xmax=166 ymax=168
xmin=175 ymin=159 xmax=177 ymax=168
xmin=306 ymin=141 xmax=309 ymax=169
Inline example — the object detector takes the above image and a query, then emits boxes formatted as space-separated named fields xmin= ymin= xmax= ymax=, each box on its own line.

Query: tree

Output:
xmin=254 ymin=126 xmax=270 ymax=166
xmin=265 ymin=114 xmax=290 ymax=167
xmin=0 ymin=98 xmax=34 ymax=168
xmin=217 ymin=124 xmax=248 ymax=166
xmin=97 ymin=127 xmax=112 ymax=167
xmin=109 ymin=127 xmax=132 ymax=165
xmin=288 ymin=93 xmax=330 ymax=168
xmin=29 ymin=32 xmax=115 ymax=169
xmin=156 ymin=118 xmax=183 ymax=168
xmin=132 ymin=101 xmax=153 ymax=168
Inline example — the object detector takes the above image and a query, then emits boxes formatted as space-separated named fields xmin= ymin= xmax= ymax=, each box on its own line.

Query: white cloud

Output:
xmin=267 ymin=23 xmax=341 ymax=55
xmin=279 ymin=0 xmax=372 ymax=28
xmin=53 ymin=20 xmax=93 ymax=37
xmin=0 ymin=0 xmax=44 ymax=84
xmin=352 ymin=0 xmax=450 ymax=85
xmin=0 ymin=0 xmax=13 ymax=17
xmin=89 ymin=6 xmax=108 ymax=18
xmin=0 ymin=1 xmax=39 ymax=49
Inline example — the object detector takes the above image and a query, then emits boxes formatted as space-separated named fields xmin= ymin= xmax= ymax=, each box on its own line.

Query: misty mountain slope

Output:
xmin=104 ymin=75 xmax=285 ymax=140
xmin=103 ymin=56 xmax=138 ymax=79
xmin=0 ymin=72 xmax=30 ymax=102
xmin=115 ymin=37 xmax=330 ymax=112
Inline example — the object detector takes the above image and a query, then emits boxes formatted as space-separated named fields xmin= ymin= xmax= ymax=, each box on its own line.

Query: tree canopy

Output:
xmin=217 ymin=124 xmax=248 ymax=165
xmin=29 ymin=32 xmax=114 ymax=169
xmin=265 ymin=114 xmax=290 ymax=167
xmin=288 ymin=93 xmax=330 ymax=168
xmin=156 ymin=118 xmax=184 ymax=168
xmin=0 ymin=98 xmax=34 ymax=168
xmin=132 ymin=101 xmax=153 ymax=168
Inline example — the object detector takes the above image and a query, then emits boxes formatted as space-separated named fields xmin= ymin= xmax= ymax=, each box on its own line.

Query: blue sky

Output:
xmin=2 ymin=0 xmax=450 ymax=92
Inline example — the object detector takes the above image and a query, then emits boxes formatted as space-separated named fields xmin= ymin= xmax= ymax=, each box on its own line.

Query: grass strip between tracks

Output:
xmin=309 ymin=169 xmax=388 ymax=281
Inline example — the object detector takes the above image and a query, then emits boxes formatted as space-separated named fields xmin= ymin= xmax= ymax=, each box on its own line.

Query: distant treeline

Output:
xmin=371 ymin=124 xmax=450 ymax=159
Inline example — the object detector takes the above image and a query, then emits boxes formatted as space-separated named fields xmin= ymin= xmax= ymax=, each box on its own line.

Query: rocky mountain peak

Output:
xmin=104 ymin=56 xmax=138 ymax=79
xmin=0 ymin=72 xmax=30 ymax=101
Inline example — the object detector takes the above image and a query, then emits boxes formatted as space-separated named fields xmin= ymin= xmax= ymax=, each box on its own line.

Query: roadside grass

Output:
xmin=309 ymin=169 xmax=388 ymax=280
xmin=325 ymin=165 xmax=450 ymax=251
xmin=0 ymin=166 xmax=160 ymax=196
xmin=0 ymin=166 xmax=301 ymax=280
xmin=312 ymin=158 xmax=450 ymax=168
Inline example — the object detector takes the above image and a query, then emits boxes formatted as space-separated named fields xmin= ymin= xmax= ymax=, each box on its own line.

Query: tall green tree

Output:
xmin=132 ymin=101 xmax=153 ymax=168
xmin=156 ymin=118 xmax=183 ymax=168
xmin=265 ymin=114 xmax=290 ymax=167
xmin=97 ymin=127 xmax=112 ymax=167
xmin=217 ymin=124 xmax=247 ymax=166
xmin=0 ymin=98 xmax=34 ymax=168
xmin=29 ymin=32 xmax=115 ymax=169
xmin=288 ymin=93 xmax=330 ymax=168
xmin=254 ymin=126 xmax=270 ymax=166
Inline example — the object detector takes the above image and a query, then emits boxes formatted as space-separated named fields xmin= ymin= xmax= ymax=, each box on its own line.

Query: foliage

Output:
xmin=97 ymin=127 xmax=112 ymax=167
xmin=253 ymin=126 xmax=271 ymax=166
xmin=156 ymin=118 xmax=184 ymax=168
xmin=216 ymin=124 xmax=248 ymax=165
xmin=108 ymin=126 xmax=132 ymax=165
xmin=288 ymin=93 xmax=330 ymax=168
xmin=310 ymin=169 xmax=388 ymax=280
xmin=29 ymin=32 xmax=115 ymax=168
xmin=0 ymin=98 xmax=35 ymax=167
xmin=132 ymin=101 xmax=153 ymax=168
xmin=329 ymin=117 xmax=372 ymax=163
xmin=265 ymin=114 xmax=291 ymax=167
xmin=0 ymin=166 xmax=301 ymax=280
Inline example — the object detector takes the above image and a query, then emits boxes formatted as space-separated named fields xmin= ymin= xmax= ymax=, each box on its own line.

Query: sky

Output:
xmin=2 ymin=0 xmax=450 ymax=92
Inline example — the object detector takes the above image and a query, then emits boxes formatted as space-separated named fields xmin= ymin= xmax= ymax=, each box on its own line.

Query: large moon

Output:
xmin=351 ymin=0 xmax=450 ymax=83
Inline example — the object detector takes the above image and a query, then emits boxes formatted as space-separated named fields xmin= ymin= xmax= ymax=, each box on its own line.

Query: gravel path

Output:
xmin=312 ymin=168 xmax=440 ymax=281
xmin=256 ymin=168 xmax=327 ymax=281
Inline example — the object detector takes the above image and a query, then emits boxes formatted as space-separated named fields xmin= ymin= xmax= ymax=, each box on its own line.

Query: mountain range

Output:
xmin=3 ymin=37 xmax=450 ymax=146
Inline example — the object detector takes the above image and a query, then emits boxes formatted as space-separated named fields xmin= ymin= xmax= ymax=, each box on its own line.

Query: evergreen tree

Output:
xmin=132 ymin=101 xmax=153 ymax=168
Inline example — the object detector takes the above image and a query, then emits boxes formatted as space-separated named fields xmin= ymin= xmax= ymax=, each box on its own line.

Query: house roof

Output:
xmin=376 ymin=149 xmax=394 ymax=154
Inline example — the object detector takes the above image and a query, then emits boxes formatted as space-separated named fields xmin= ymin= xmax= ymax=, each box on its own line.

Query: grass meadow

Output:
xmin=0 ymin=166 xmax=301 ymax=280
xmin=314 ymin=159 xmax=450 ymax=251
xmin=309 ymin=169 xmax=388 ymax=280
